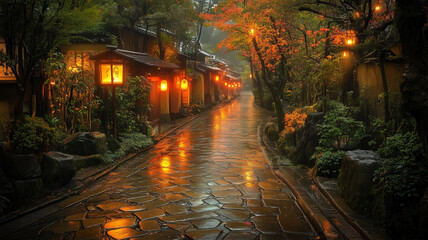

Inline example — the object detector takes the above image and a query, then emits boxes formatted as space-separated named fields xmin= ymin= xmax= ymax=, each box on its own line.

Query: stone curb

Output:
xmin=257 ymin=117 xmax=339 ymax=240
xmin=259 ymin=116 xmax=373 ymax=240
xmin=0 ymin=97 xmax=237 ymax=227
xmin=313 ymin=177 xmax=372 ymax=240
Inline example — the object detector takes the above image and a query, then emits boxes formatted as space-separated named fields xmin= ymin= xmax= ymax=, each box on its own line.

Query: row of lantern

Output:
xmin=160 ymin=79 xmax=188 ymax=91
xmin=98 ymin=65 xmax=239 ymax=91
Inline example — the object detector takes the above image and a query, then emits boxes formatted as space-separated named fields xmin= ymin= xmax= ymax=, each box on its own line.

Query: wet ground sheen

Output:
xmin=7 ymin=92 xmax=318 ymax=240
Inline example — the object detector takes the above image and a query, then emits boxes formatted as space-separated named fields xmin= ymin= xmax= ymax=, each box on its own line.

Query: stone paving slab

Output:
xmin=2 ymin=93 xmax=319 ymax=240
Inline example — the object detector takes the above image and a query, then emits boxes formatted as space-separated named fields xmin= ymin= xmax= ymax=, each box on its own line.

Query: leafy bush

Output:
xmin=317 ymin=100 xmax=366 ymax=151
xmin=282 ymin=108 xmax=308 ymax=135
xmin=374 ymin=132 xmax=428 ymax=238
xmin=191 ymin=104 xmax=203 ymax=114
xmin=106 ymin=135 xmax=121 ymax=153
xmin=314 ymin=150 xmax=344 ymax=178
xmin=312 ymin=101 xmax=365 ymax=177
xmin=104 ymin=133 xmax=153 ymax=163
xmin=45 ymin=51 xmax=96 ymax=133
xmin=10 ymin=116 xmax=60 ymax=154
xmin=375 ymin=132 xmax=427 ymax=199
xmin=116 ymin=76 xmax=152 ymax=133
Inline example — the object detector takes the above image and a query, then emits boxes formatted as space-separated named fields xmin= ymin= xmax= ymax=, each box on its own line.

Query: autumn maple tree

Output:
xmin=204 ymin=0 xmax=301 ymax=131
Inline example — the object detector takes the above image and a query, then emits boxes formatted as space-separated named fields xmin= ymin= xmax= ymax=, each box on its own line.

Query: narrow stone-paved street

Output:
xmin=6 ymin=92 xmax=318 ymax=240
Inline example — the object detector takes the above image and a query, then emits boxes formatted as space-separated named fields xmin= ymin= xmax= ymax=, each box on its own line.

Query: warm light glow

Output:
xmin=375 ymin=5 xmax=381 ymax=11
xmin=100 ymin=64 xmax=123 ymax=85
xmin=345 ymin=30 xmax=356 ymax=46
xmin=215 ymin=75 xmax=219 ymax=82
xmin=181 ymin=79 xmax=188 ymax=90
xmin=160 ymin=80 xmax=168 ymax=91
xmin=249 ymin=74 xmax=252 ymax=78
xmin=343 ymin=51 xmax=349 ymax=57
xmin=225 ymin=82 xmax=228 ymax=86
xmin=228 ymin=84 xmax=231 ymax=88
xmin=355 ymin=12 xmax=361 ymax=18
xmin=250 ymin=28 xmax=255 ymax=37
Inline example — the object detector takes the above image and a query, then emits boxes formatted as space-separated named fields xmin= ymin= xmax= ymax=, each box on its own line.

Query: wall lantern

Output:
xmin=99 ymin=63 xmax=124 ymax=139
xmin=160 ymin=80 xmax=168 ymax=91
xmin=374 ymin=5 xmax=381 ymax=11
xmin=224 ymin=82 xmax=228 ymax=86
xmin=345 ymin=30 xmax=356 ymax=46
xmin=228 ymin=84 xmax=231 ymax=88
xmin=342 ymin=51 xmax=349 ymax=57
xmin=249 ymin=74 xmax=252 ymax=78
xmin=181 ymin=79 xmax=188 ymax=90
xmin=100 ymin=64 xmax=124 ymax=85
xmin=215 ymin=75 xmax=220 ymax=82
xmin=250 ymin=28 xmax=255 ymax=37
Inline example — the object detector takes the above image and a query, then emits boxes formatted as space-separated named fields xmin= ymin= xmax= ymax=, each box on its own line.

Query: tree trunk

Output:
xmin=156 ymin=24 xmax=165 ymax=60
xmin=251 ymin=38 xmax=284 ymax=131
xmin=395 ymin=0 xmax=428 ymax=154
xmin=254 ymin=71 xmax=264 ymax=107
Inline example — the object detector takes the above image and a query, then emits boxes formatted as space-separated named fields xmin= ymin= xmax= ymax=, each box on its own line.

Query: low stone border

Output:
xmin=259 ymin=116 xmax=373 ymax=240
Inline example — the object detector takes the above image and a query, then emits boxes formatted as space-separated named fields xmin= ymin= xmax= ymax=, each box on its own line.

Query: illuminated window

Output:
xmin=100 ymin=64 xmax=123 ymax=85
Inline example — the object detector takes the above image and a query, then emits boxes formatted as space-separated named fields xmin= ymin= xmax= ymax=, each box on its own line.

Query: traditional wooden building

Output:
xmin=90 ymin=47 xmax=180 ymax=133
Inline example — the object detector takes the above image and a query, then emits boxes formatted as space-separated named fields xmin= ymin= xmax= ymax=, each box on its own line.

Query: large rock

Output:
xmin=337 ymin=150 xmax=381 ymax=214
xmin=292 ymin=112 xmax=324 ymax=166
xmin=41 ymin=151 xmax=76 ymax=187
xmin=264 ymin=118 xmax=279 ymax=141
xmin=73 ymin=154 xmax=104 ymax=170
xmin=60 ymin=132 xmax=106 ymax=156
xmin=13 ymin=178 xmax=43 ymax=199
xmin=0 ymin=167 xmax=14 ymax=200
xmin=0 ymin=153 xmax=41 ymax=180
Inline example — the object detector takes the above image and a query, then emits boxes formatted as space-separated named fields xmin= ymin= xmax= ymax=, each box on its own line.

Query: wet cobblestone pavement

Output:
xmin=6 ymin=92 xmax=318 ymax=240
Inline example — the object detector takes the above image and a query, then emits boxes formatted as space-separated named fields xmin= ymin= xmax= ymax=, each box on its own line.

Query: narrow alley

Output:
xmin=4 ymin=92 xmax=318 ymax=240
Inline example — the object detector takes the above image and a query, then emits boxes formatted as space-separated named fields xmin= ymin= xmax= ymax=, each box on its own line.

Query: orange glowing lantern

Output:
xmin=224 ymin=82 xmax=228 ymax=86
xmin=375 ymin=5 xmax=381 ymax=11
xmin=100 ymin=64 xmax=123 ymax=85
xmin=180 ymin=79 xmax=188 ymax=90
xmin=250 ymin=28 xmax=255 ymax=37
xmin=342 ymin=51 xmax=349 ymax=57
xmin=345 ymin=30 xmax=357 ymax=46
xmin=249 ymin=74 xmax=252 ymax=78
xmin=228 ymin=84 xmax=231 ymax=88
xmin=215 ymin=75 xmax=220 ymax=82
xmin=160 ymin=80 xmax=168 ymax=91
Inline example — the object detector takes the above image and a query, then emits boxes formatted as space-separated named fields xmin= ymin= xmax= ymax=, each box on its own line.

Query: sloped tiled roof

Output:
xmin=91 ymin=48 xmax=179 ymax=69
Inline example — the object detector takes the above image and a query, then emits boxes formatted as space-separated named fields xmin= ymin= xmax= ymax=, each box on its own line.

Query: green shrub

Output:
xmin=312 ymin=101 xmax=366 ymax=177
xmin=317 ymin=100 xmax=366 ymax=151
xmin=116 ymin=76 xmax=151 ymax=133
xmin=315 ymin=150 xmax=344 ymax=178
xmin=265 ymin=122 xmax=279 ymax=141
xmin=376 ymin=132 xmax=427 ymax=199
xmin=374 ymin=132 xmax=428 ymax=239
xmin=106 ymin=135 xmax=121 ymax=153
xmin=104 ymin=133 xmax=153 ymax=163
xmin=10 ymin=116 xmax=60 ymax=154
